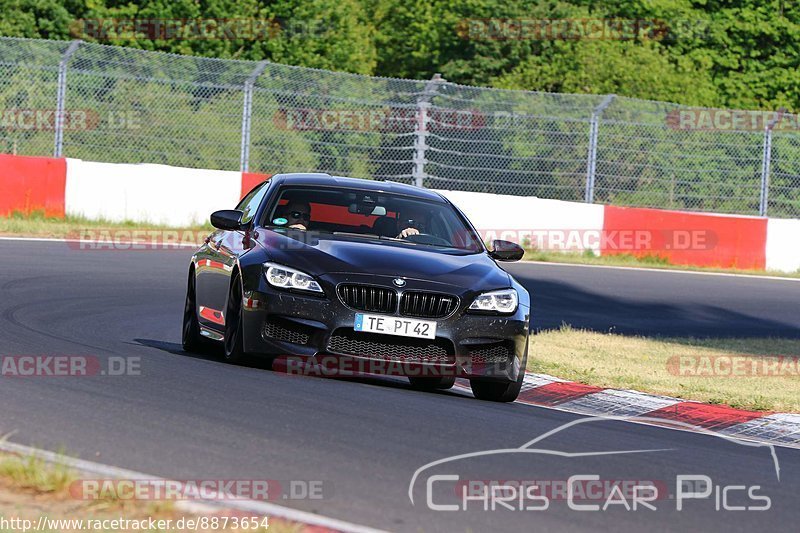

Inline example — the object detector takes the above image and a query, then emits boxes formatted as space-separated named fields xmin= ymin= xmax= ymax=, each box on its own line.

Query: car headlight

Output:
xmin=468 ymin=288 xmax=518 ymax=314
xmin=264 ymin=262 xmax=323 ymax=294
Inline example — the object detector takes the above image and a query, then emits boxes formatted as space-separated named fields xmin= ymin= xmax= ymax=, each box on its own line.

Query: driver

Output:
xmin=397 ymin=206 xmax=430 ymax=239
xmin=277 ymin=201 xmax=311 ymax=230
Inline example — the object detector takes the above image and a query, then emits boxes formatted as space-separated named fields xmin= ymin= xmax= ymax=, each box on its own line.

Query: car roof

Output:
xmin=270 ymin=173 xmax=447 ymax=202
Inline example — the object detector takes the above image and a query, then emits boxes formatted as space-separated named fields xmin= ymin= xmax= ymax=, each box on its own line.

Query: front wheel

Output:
xmin=469 ymin=377 xmax=523 ymax=403
xmin=223 ymin=273 xmax=248 ymax=364
xmin=182 ymin=269 xmax=208 ymax=353
xmin=469 ymin=348 xmax=527 ymax=402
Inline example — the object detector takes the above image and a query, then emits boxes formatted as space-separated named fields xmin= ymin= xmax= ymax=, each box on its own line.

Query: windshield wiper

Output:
xmin=332 ymin=231 xmax=381 ymax=240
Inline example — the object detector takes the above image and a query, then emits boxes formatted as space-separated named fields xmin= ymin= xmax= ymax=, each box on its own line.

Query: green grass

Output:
xmin=0 ymin=452 xmax=75 ymax=493
xmin=529 ymin=326 xmax=800 ymax=412
xmin=0 ymin=211 xmax=212 ymax=240
xmin=0 ymin=449 xmax=298 ymax=532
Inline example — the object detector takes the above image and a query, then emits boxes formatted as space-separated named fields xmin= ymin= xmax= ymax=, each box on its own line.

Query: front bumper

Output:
xmin=241 ymin=273 xmax=530 ymax=383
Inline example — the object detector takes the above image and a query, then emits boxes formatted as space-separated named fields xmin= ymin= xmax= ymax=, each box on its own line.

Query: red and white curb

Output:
xmin=455 ymin=373 xmax=800 ymax=449
xmin=0 ymin=440 xmax=385 ymax=533
xmin=269 ymin=358 xmax=800 ymax=449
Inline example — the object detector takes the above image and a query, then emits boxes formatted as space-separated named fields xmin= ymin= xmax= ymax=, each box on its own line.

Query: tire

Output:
xmin=408 ymin=375 xmax=456 ymax=391
xmin=182 ymin=269 xmax=209 ymax=353
xmin=223 ymin=273 xmax=248 ymax=364
xmin=469 ymin=347 xmax=527 ymax=403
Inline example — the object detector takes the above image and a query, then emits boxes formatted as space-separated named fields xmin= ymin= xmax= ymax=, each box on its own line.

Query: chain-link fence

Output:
xmin=2 ymin=36 xmax=799 ymax=218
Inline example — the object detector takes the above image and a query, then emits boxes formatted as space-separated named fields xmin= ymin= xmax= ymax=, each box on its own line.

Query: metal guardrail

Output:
xmin=1 ymin=37 xmax=799 ymax=218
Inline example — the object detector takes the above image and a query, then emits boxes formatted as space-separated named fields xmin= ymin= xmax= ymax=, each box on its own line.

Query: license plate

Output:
xmin=354 ymin=313 xmax=437 ymax=339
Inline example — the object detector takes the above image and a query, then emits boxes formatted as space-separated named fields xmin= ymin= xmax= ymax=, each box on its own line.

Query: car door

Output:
xmin=195 ymin=180 xmax=271 ymax=332
xmin=194 ymin=228 xmax=232 ymax=332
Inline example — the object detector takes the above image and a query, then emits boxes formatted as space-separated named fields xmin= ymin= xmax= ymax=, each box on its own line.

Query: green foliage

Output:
xmin=259 ymin=0 xmax=377 ymax=75
xmin=1 ymin=0 xmax=798 ymax=110
xmin=494 ymin=40 xmax=719 ymax=107
xmin=2 ymin=0 xmax=800 ymax=217
xmin=0 ymin=0 xmax=73 ymax=40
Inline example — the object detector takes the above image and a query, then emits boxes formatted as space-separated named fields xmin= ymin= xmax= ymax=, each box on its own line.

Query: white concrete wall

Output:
xmin=65 ymin=159 xmax=241 ymax=226
xmin=56 ymin=159 xmax=800 ymax=272
xmin=766 ymin=218 xmax=800 ymax=273
xmin=435 ymin=190 xmax=605 ymax=253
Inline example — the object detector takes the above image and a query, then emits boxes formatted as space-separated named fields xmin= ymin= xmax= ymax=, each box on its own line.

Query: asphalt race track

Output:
xmin=505 ymin=262 xmax=800 ymax=337
xmin=2 ymin=239 xmax=800 ymax=532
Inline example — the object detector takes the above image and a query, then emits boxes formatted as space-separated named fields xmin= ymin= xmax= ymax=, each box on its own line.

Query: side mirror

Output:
xmin=489 ymin=239 xmax=524 ymax=262
xmin=210 ymin=209 xmax=245 ymax=231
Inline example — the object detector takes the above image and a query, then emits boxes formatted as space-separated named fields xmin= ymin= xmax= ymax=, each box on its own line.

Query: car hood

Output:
xmin=257 ymin=229 xmax=511 ymax=290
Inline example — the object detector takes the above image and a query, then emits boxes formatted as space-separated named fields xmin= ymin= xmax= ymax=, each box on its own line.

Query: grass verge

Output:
xmin=0 ymin=451 xmax=307 ymax=532
xmin=0 ymin=452 xmax=75 ymax=494
xmin=0 ymin=211 xmax=211 ymax=240
xmin=528 ymin=325 xmax=800 ymax=412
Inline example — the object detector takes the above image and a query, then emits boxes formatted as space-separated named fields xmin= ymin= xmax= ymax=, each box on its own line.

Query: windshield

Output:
xmin=262 ymin=186 xmax=484 ymax=253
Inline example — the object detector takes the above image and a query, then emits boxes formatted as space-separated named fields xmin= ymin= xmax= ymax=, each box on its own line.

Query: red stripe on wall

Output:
xmin=517 ymin=381 xmax=603 ymax=406
xmin=0 ymin=154 xmax=67 ymax=218
xmin=603 ymin=206 xmax=767 ymax=269
xmin=241 ymin=172 xmax=271 ymax=200
xmin=645 ymin=402 xmax=767 ymax=431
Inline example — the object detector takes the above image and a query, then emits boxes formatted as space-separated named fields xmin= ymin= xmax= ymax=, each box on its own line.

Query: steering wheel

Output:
xmin=404 ymin=233 xmax=451 ymax=246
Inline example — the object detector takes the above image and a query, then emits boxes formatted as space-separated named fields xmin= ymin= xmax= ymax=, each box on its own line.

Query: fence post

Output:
xmin=584 ymin=94 xmax=615 ymax=203
xmin=413 ymin=73 xmax=444 ymax=188
xmin=759 ymin=110 xmax=783 ymax=217
xmin=53 ymin=40 xmax=82 ymax=158
xmin=240 ymin=61 xmax=269 ymax=172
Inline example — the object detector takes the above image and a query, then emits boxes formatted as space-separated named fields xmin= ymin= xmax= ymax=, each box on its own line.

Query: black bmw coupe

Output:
xmin=183 ymin=173 xmax=531 ymax=402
